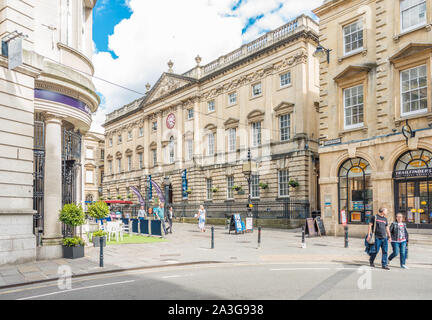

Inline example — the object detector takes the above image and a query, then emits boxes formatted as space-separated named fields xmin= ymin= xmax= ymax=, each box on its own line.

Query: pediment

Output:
xmin=136 ymin=145 xmax=144 ymax=152
xmin=389 ymin=43 xmax=432 ymax=63
xmin=273 ymin=102 xmax=294 ymax=115
xmin=224 ymin=117 xmax=239 ymax=128
xmin=333 ymin=65 xmax=372 ymax=83
xmin=183 ymin=130 xmax=194 ymax=139
xmin=247 ymin=109 xmax=265 ymax=123
xmin=115 ymin=151 xmax=122 ymax=158
xmin=106 ymin=154 xmax=113 ymax=160
xmin=204 ymin=123 xmax=217 ymax=132
xmin=145 ymin=73 xmax=196 ymax=104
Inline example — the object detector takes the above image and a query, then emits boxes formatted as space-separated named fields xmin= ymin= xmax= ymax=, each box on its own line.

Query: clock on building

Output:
xmin=166 ymin=113 xmax=176 ymax=129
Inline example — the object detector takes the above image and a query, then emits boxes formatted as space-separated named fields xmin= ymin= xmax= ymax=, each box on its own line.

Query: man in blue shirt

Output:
xmin=155 ymin=202 xmax=167 ymax=235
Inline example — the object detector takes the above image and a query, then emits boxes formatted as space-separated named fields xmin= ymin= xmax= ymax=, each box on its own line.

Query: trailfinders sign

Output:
xmin=393 ymin=168 xmax=432 ymax=178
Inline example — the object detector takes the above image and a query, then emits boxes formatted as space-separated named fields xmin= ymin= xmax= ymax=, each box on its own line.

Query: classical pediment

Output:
xmin=273 ymin=102 xmax=294 ymax=116
xmin=247 ymin=109 xmax=265 ymax=123
xmin=224 ymin=117 xmax=239 ymax=129
xmin=333 ymin=65 xmax=373 ymax=83
xmin=145 ymin=73 xmax=196 ymax=104
xmin=389 ymin=43 xmax=432 ymax=63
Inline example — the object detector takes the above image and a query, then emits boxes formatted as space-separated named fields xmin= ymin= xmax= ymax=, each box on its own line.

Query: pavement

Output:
xmin=1 ymin=222 xmax=431 ymax=288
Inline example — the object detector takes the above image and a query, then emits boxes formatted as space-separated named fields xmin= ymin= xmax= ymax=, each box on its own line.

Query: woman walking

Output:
xmin=388 ymin=213 xmax=409 ymax=269
xmin=197 ymin=205 xmax=206 ymax=232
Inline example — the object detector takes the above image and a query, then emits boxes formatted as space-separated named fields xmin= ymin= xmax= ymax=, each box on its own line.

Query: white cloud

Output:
xmin=90 ymin=0 xmax=321 ymax=133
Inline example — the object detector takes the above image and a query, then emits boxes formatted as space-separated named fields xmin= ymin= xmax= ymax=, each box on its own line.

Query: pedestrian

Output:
xmin=166 ymin=206 xmax=174 ymax=234
xmin=367 ymin=207 xmax=392 ymax=270
xmin=155 ymin=202 xmax=167 ymax=235
xmin=197 ymin=205 xmax=206 ymax=232
xmin=388 ymin=213 xmax=409 ymax=269
xmin=137 ymin=205 xmax=147 ymax=219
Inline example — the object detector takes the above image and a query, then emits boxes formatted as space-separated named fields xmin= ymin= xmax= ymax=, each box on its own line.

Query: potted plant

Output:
xmin=87 ymin=201 xmax=110 ymax=221
xmin=288 ymin=179 xmax=299 ymax=189
xmin=117 ymin=195 xmax=123 ymax=200
xmin=259 ymin=182 xmax=269 ymax=190
xmin=92 ymin=230 xmax=107 ymax=247
xmin=127 ymin=193 xmax=133 ymax=200
xmin=211 ymin=187 xmax=218 ymax=193
xmin=62 ymin=237 xmax=85 ymax=259
xmin=232 ymin=185 xmax=242 ymax=192
xmin=186 ymin=188 xmax=192 ymax=195
xmin=59 ymin=203 xmax=86 ymax=259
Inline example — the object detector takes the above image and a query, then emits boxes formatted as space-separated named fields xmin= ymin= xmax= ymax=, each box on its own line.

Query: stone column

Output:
xmin=143 ymin=116 xmax=150 ymax=169
xmin=39 ymin=115 xmax=63 ymax=259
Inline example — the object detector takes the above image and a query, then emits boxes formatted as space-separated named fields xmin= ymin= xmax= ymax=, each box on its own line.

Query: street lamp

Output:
xmin=242 ymin=149 xmax=255 ymax=217
xmin=313 ymin=44 xmax=332 ymax=64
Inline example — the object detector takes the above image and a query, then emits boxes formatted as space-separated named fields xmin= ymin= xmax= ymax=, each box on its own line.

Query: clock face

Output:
xmin=166 ymin=113 xmax=176 ymax=129
xmin=402 ymin=125 xmax=412 ymax=138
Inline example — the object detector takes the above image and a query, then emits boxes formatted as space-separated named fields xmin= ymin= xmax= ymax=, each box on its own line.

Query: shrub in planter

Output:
xmin=59 ymin=203 xmax=85 ymax=237
xmin=232 ymin=185 xmax=242 ymax=192
xmin=92 ymin=230 xmax=107 ymax=247
xmin=288 ymin=179 xmax=299 ymax=188
xmin=211 ymin=187 xmax=218 ymax=193
xmin=127 ymin=193 xmax=133 ymax=200
xmin=117 ymin=195 xmax=123 ymax=200
xmin=186 ymin=188 xmax=192 ymax=194
xmin=87 ymin=201 xmax=110 ymax=220
xmin=259 ymin=182 xmax=269 ymax=190
xmin=62 ymin=236 xmax=85 ymax=259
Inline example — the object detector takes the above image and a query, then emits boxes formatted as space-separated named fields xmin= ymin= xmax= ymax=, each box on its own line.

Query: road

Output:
xmin=1 ymin=261 xmax=431 ymax=300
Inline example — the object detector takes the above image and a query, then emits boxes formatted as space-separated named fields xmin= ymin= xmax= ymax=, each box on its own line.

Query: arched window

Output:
xmin=338 ymin=157 xmax=373 ymax=224
xmin=169 ymin=136 xmax=175 ymax=163
xmin=394 ymin=149 xmax=432 ymax=172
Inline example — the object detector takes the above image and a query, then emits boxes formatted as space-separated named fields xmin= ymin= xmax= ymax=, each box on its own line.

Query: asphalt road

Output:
xmin=0 ymin=262 xmax=431 ymax=300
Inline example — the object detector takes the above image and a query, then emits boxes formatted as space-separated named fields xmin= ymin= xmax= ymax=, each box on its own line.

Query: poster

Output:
xmin=245 ymin=217 xmax=253 ymax=232
xmin=340 ymin=210 xmax=347 ymax=226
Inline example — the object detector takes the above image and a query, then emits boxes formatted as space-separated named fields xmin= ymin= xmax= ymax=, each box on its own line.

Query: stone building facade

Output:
xmin=103 ymin=15 xmax=320 ymax=214
xmin=0 ymin=0 xmax=99 ymax=264
xmin=83 ymin=132 xmax=105 ymax=206
xmin=314 ymin=0 xmax=432 ymax=236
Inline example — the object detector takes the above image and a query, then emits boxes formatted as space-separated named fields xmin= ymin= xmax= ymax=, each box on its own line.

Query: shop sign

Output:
xmin=322 ymin=138 xmax=342 ymax=146
xmin=393 ymin=168 xmax=432 ymax=178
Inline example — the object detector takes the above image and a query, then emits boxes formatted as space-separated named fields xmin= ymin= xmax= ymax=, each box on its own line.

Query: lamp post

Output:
xmin=242 ymin=149 xmax=254 ymax=217
xmin=313 ymin=44 xmax=332 ymax=64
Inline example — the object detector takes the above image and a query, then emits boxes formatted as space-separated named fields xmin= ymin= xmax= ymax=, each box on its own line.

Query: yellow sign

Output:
xmin=411 ymin=209 xmax=417 ymax=213
xmin=421 ymin=201 xmax=427 ymax=205
xmin=249 ymin=204 xmax=254 ymax=208
xmin=410 ymin=160 xmax=426 ymax=168
xmin=419 ymin=209 xmax=425 ymax=213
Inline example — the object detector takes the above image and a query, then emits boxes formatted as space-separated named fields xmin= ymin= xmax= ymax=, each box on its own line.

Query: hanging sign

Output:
xmin=182 ymin=169 xmax=188 ymax=199
xmin=3 ymin=35 xmax=23 ymax=70
xmin=393 ymin=168 xmax=432 ymax=178
xmin=147 ymin=175 xmax=152 ymax=201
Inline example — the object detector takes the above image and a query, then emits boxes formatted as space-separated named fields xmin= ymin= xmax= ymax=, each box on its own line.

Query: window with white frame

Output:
xmin=118 ymin=134 xmax=122 ymax=144
xmin=343 ymin=20 xmax=363 ymax=55
xmin=208 ymin=133 xmax=215 ymax=155
xmin=228 ymin=128 xmax=236 ymax=152
xmin=252 ymin=122 xmax=262 ymax=146
xmin=208 ymin=100 xmax=215 ymax=112
xmin=138 ymin=153 xmax=143 ymax=169
xmin=86 ymin=170 xmax=93 ymax=184
xmin=152 ymin=149 xmax=157 ymax=166
xmin=280 ymin=72 xmax=291 ymax=87
xmin=187 ymin=108 xmax=194 ymax=120
xmin=280 ymin=114 xmax=291 ymax=141
xmin=401 ymin=0 xmax=426 ymax=32
xmin=186 ymin=140 xmax=193 ymax=160
xmin=139 ymin=127 xmax=143 ymax=136
xmin=101 ymin=149 xmax=105 ymax=159
xmin=343 ymin=84 xmax=364 ymax=129
xmin=128 ymin=131 xmax=132 ymax=140
xmin=251 ymin=174 xmax=260 ymax=198
xmin=117 ymin=159 xmax=121 ymax=173
xmin=152 ymin=121 xmax=157 ymax=131
xmin=278 ymin=169 xmax=289 ymax=197
xmin=252 ymin=83 xmax=262 ymax=96
xmin=227 ymin=176 xmax=234 ymax=199
xmin=206 ymin=178 xmax=213 ymax=200
xmin=169 ymin=136 xmax=175 ymax=163
xmin=127 ymin=155 xmax=132 ymax=171
xmin=228 ymin=92 xmax=237 ymax=105
xmin=401 ymin=64 xmax=427 ymax=116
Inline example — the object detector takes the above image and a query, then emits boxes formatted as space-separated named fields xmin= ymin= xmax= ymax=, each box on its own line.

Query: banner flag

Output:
xmin=130 ymin=186 xmax=145 ymax=207
xmin=151 ymin=179 xmax=165 ymax=203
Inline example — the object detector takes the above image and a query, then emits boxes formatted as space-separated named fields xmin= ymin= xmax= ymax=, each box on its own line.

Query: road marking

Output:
xmin=271 ymin=267 xmax=331 ymax=271
xmin=162 ymin=275 xmax=181 ymax=279
xmin=16 ymin=280 xmax=135 ymax=300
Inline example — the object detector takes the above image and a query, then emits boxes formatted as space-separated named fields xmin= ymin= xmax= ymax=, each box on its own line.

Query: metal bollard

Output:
xmin=211 ymin=226 xmax=214 ymax=249
xmin=344 ymin=225 xmax=349 ymax=248
xmin=257 ymin=226 xmax=262 ymax=248
xmin=301 ymin=225 xmax=306 ymax=248
xmin=99 ymin=236 xmax=104 ymax=267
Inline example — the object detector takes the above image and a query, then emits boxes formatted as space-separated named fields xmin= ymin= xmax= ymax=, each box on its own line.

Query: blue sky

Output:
xmin=90 ymin=0 xmax=321 ymax=133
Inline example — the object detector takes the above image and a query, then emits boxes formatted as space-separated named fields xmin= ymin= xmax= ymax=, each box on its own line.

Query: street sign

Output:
xmin=6 ymin=36 xmax=23 ymax=70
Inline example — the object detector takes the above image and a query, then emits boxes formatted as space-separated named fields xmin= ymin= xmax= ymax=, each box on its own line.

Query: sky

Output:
xmin=90 ymin=0 xmax=322 ymax=133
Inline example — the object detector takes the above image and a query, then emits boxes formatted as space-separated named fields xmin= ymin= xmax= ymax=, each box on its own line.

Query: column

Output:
xmin=156 ymin=111 xmax=163 ymax=165
xmin=143 ymin=116 xmax=150 ymax=169
xmin=193 ymin=100 xmax=201 ymax=164
xmin=40 ymin=115 xmax=63 ymax=259
xmin=176 ymin=105 xmax=184 ymax=169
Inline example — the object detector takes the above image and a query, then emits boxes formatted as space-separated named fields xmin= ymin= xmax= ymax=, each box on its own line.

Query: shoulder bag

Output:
xmin=367 ymin=215 xmax=377 ymax=245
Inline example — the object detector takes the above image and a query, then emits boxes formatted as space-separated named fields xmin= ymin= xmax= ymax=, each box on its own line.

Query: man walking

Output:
xmin=367 ymin=207 xmax=392 ymax=270
xmin=155 ymin=202 xmax=167 ymax=235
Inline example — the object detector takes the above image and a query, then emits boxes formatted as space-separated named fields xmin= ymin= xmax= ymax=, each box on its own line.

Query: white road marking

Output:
xmin=17 ymin=280 xmax=135 ymax=300
xmin=161 ymin=275 xmax=181 ymax=279
xmin=271 ymin=267 xmax=331 ymax=271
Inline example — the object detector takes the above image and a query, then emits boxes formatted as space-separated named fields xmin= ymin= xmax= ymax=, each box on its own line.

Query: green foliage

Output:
xmin=117 ymin=195 xmax=123 ymax=200
xmin=87 ymin=201 xmax=110 ymax=219
xmin=59 ymin=203 xmax=85 ymax=227
xmin=63 ymin=236 xmax=85 ymax=247
xmin=211 ymin=187 xmax=218 ymax=193
xmin=232 ymin=185 xmax=242 ymax=191
xmin=259 ymin=182 xmax=269 ymax=189
xmin=99 ymin=196 xmax=105 ymax=201
xmin=288 ymin=179 xmax=299 ymax=188
xmin=186 ymin=188 xmax=192 ymax=194
xmin=92 ymin=230 xmax=107 ymax=237
xmin=107 ymin=196 xmax=112 ymax=200
xmin=127 ymin=193 xmax=133 ymax=199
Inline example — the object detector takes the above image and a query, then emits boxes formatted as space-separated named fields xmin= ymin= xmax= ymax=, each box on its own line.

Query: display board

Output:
xmin=229 ymin=214 xmax=243 ymax=234
xmin=314 ymin=217 xmax=326 ymax=236
xmin=245 ymin=217 xmax=253 ymax=232
xmin=305 ymin=218 xmax=318 ymax=237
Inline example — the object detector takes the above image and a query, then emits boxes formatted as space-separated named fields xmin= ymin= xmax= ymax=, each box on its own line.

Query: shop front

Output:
xmin=393 ymin=149 xmax=432 ymax=229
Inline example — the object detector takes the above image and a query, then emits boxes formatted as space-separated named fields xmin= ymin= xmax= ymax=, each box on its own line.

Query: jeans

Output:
xmin=369 ymin=237 xmax=388 ymax=266
xmin=389 ymin=241 xmax=407 ymax=266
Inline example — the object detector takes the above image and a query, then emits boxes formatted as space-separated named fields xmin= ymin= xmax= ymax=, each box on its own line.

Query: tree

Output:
xmin=87 ymin=201 xmax=110 ymax=220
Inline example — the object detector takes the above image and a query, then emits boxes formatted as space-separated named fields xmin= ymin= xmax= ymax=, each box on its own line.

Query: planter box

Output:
xmin=93 ymin=236 xmax=106 ymax=247
xmin=63 ymin=245 xmax=85 ymax=259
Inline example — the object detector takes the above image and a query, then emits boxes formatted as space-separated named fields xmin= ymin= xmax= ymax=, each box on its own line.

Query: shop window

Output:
xmin=338 ymin=157 xmax=373 ymax=224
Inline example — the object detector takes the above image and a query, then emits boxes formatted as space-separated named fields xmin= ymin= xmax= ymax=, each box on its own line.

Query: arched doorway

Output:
xmin=338 ymin=157 xmax=373 ymax=224
xmin=393 ymin=149 xmax=432 ymax=228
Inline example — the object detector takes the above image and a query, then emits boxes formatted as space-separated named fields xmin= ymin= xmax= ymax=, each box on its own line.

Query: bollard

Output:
xmin=301 ymin=225 xmax=306 ymax=248
xmin=211 ymin=226 xmax=214 ymax=249
xmin=99 ymin=236 xmax=104 ymax=267
xmin=344 ymin=225 xmax=349 ymax=248
xmin=257 ymin=226 xmax=262 ymax=248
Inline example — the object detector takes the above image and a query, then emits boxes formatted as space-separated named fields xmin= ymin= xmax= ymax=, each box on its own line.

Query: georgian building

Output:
xmin=314 ymin=0 xmax=432 ymax=236
xmin=103 ymin=15 xmax=320 ymax=214
xmin=83 ymin=132 xmax=105 ymax=206
xmin=0 ymin=0 xmax=99 ymax=264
